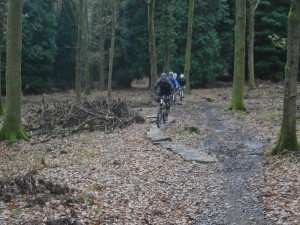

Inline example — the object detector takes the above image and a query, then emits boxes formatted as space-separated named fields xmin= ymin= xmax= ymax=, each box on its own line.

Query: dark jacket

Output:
xmin=177 ymin=77 xmax=186 ymax=87
xmin=153 ymin=78 xmax=174 ymax=96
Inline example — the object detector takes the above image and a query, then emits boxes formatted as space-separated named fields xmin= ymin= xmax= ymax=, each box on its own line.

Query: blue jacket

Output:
xmin=168 ymin=77 xmax=179 ymax=89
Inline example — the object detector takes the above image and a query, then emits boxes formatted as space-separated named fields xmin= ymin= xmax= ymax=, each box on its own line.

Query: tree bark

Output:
xmin=228 ymin=0 xmax=246 ymax=111
xmin=83 ymin=0 xmax=91 ymax=95
xmin=75 ymin=0 xmax=83 ymax=103
xmin=247 ymin=0 xmax=260 ymax=89
xmin=184 ymin=0 xmax=194 ymax=94
xmin=147 ymin=0 xmax=158 ymax=90
xmin=0 ymin=0 xmax=28 ymax=142
xmin=271 ymin=0 xmax=300 ymax=155
xmin=107 ymin=0 xmax=117 ymax=97
xmin=99 ymin=0 xmax=107 ymax=91
xmin=0 ymin=0 xmax=5 ymax=116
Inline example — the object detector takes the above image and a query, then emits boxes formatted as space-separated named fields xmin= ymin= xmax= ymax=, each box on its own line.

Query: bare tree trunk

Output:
xmin=0 ymin=0 xmax=28 ymax=142
xmin=0 ymin=0 xmax=5 ymax=116
xmin=184 ymin=0 xmax=195 ymax=94
xmin=228 ymin=0 xmax=246 ymax=111
xmin=147 ymin=0 xmax=157 ymax=91
xmin=99 ymin=0 xmax=107 ymax=91
xmin=107 ymin=0 xmax=117 ymax=97
xmin=75 ymin=0 xmax=83 ymax=103
xmin=270 ymin=0 xmax=300 ymax=155
xmin=247 ymin=0 xmax=260 ymax=89
xmin=83 ymin=0 xmax=91 ymax=95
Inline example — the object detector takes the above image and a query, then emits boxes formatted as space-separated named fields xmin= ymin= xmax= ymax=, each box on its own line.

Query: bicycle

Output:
xmin=178 ymin=86 xmax=185 ymax=102
xmin=156 ymin=96 xmax=168 ymax=128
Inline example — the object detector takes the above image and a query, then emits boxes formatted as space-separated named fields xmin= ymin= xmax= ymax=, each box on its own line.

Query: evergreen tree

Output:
xmin=22 ymin=0 xmax=57 ymax=93
xmin=54 ymin=0 xmax=77 ymax=90
xmin=120 ymin=0 xmax=149 ymax=84
xmin=255 ymin=0 xmax=289 ymax=81
xmin=0 ymin=0 xmax=28 ymax=142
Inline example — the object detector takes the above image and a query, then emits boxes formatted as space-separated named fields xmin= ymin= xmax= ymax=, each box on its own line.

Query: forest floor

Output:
xmin=0 ymin=81 xmax=299 ymax=225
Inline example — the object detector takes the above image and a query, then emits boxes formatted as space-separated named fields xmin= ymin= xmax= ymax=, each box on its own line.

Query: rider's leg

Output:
xmin=165 ymin=98 xmax=171 ymax=118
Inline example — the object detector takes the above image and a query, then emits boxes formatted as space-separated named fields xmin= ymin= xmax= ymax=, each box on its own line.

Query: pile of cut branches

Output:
xmin=24 ymin=96 xmax=145 ymax=140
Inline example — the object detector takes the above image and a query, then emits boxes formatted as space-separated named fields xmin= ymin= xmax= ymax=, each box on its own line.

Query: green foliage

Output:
xmin=22 ymin=0 xmax=58 ymax=92
xmin=118 ymin=0 xmax=149 ymax=80
xmin=53 ymin=0 xmax=77 ymax=90
xmin=255 ymin=0 xmax=289 ymax=81
xmin=22 ymin=76 xmax=54 ymax=94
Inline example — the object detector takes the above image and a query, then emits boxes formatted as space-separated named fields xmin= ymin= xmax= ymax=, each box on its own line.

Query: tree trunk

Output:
xmin=99 ymin=0 xmax=107 ymax=91
xmin=107 ymin=0 xmax=117 ymax=97
xmin=228 ymin=0 xmax=246 ymax=111
xmin=247 ymin=0 xmax=259 ymax=89
xmin=270 ymin=0 xmax=300 ymax=155
xmin=147 ymin=0 xmax=158 ymax=91
xmin=0 ymin=45 xmax=3 ymax=117
xmin=184 ymin=0 xmax=194 ymax=94
xmin=75 ymin=0 xmax=83 ymax=103
xmin=0 ymin=0 xmax=5 ymax=116
xmin=0 ymin=0 xmax=28 ymax=142
xmin=83 ymin=0 xmax=91 ymax=95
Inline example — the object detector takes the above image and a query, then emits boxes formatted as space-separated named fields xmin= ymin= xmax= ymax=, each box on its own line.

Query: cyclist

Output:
xmin=153 ymin=73 xmax=174 ymax=119
xmin=177 ymin=74 xmax=186 ymax=100
xmin=177 ymin=73 xmax=186 ymax=88
xmin=168 ymin=71 xmax=179 ymax=90
xmin=168 ymin=72 xmax=179 ymax=104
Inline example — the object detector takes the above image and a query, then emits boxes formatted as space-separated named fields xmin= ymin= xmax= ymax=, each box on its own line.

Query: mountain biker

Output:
xmin=153 ymin=73 xmax=175 ymax=119
xmin=168 ymin=72 xmax=179 ymax=90
xmin=177 ymin=73 xmax=186 ymax=87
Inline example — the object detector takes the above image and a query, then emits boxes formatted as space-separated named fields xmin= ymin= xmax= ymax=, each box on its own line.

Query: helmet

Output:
xmin=160 ymin=73 xmax=167 ymax=80
xmin=180 ymin=74 xmax=184 ymax=79
xmin=169 ymin=71 xmax=173 ymax=76
xmin=174 ymin=73 xmax=177 ymax=78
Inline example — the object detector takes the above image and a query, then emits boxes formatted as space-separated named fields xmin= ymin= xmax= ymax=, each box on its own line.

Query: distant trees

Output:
xmin=255 ymin=0 xmax=289 ymax=81
xmin=270 ymin=0 xmax=300 ymax=155
xmin=22 ymin=0 xmax=57 ymax=93
xmin=0 ymin=0 xmax=291 ymax=94
xmin=0 ymin=0 xmax=28 ymax=142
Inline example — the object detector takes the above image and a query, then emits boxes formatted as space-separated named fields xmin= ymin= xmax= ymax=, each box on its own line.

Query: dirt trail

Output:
xmin=171 ymin=100 xmax=272 ymax=225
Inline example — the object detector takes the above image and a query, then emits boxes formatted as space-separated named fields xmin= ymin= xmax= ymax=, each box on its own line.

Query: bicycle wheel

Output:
xmin=180 ymin=90 xmax=183 ymax=101
xmin=157 ymin=109 xmax=163 ymax=128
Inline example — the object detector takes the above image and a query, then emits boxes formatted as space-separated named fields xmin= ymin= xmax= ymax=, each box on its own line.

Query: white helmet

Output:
xmin=180 ymin=74 xmax=184 ymax=78
xmin=174 ymin=73 xmax=177 ymax=78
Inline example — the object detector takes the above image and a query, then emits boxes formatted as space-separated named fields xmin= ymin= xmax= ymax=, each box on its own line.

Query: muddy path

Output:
xmin=171 ymin=100 xmax=272 ymax=225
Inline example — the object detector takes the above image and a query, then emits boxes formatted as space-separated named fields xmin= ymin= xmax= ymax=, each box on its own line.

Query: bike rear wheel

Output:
xmin=179 ymin=90 xmax=184 ymax=101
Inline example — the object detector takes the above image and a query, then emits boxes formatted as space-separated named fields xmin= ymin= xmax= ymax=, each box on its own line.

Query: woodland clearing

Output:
xmin=0 ymin=81 xmax=299 ymax=225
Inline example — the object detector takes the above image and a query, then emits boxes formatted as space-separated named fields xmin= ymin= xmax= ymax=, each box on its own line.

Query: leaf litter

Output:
xmin=0 ymin=82 xmax=299 ymax=224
